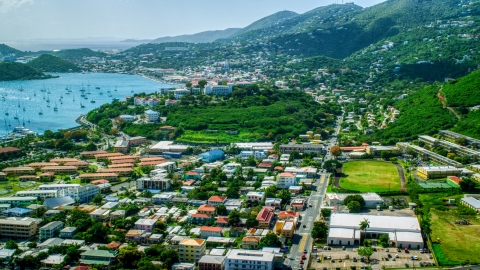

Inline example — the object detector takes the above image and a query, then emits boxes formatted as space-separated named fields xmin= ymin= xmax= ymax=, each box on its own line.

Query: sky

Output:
xmin=0 ymin=0 xmax=386 ymax=41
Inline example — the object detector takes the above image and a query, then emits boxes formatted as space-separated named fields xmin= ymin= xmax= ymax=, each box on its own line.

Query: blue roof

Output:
xmin=145 ymin=109 xmax=157 ymax=114
xmin=106 ymin=196 xmax=119 ymax=202
xmin=200 ymin=149 xmax=224 ymax=157
xmin=2 ymin=207 xmax=32 ymax=214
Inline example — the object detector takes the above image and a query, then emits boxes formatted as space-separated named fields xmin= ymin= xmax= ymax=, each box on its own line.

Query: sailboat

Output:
xmin=34 ymin=90 xmax=36 ymax=97
xmin=39 ymin=109 xmax=43 ymax=115
xmin=17 ymin=101 xmax=20 ymax=107
xmin=73 ymin=94 xmax=75 ymax=101
xmin=23 ymin=106 xmax=25 ymax=112
xmin=19 ymin=85 xmax=24 ymax=92
xmin=4 ymin=111 xmax=8 ymax=116
xmin=22 ymin=118 xmax=25 ymax=126
xmin=87 ymin=81 xmax=91 ymax=87
xmin=54 ymin=102 xmax=58 ymax=111
xmin=80 ymin=102 xmax=85 ymax=108
xmin=13 ymin=112 xmax=18 ymax=119
xmin=114 ymin=86 xmax=117 ymax=91
xmin=65 ymin=85 xmax=69 ymax=91
xmin=41 ymin=84 xmax=46 ymax=92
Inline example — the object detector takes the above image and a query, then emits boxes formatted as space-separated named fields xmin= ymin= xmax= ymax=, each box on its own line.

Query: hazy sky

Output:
xmin=0 ymin=0 xmax=386 ymax=40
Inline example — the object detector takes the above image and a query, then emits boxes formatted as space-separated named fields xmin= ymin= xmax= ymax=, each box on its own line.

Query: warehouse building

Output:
xmin=327 ymin=213 xmax=424 ymax=249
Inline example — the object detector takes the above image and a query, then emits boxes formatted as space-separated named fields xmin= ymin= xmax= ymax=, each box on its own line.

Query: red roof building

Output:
xmin=256 ymin=206 xmax=275 ymax=228
xmin=197 ymin=204 xmax=216 ymax=215
xmin=278 ymin=211 xmax=300 ymax=220
xmin=208 ymin=196 xmax=227 ymax=205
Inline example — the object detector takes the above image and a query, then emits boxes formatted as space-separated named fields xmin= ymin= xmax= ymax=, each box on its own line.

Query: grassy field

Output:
xmin=339 ymin=161 xmax=401 ymax=192
xmin=176 ymin=130 xmax=264 ymax=144
xmin=430 ymin=209 xmax=480 ymax=265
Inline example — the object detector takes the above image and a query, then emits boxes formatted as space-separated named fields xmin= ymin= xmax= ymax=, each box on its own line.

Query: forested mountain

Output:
xmin=151 ymin=28 xmax=241 ymax=44
xmin=27 ymin=54 xmax=81 ymax=72
xmin=227 ymin=10 xmax=299 ymax=39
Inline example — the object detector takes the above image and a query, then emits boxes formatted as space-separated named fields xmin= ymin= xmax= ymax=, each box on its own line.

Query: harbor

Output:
xmin=0 ymin=72 xmax=175 ymax=138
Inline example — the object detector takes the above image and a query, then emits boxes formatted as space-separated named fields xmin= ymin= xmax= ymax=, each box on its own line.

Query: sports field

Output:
xmin=339 ymin=161 xmax=401 ymax=192
xmin=430 ymin=209 xmax=480 ymax=265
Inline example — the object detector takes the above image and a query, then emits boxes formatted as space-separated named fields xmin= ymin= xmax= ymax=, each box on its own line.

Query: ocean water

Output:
xmin=0 ymin=73 xmax=174 ymax=135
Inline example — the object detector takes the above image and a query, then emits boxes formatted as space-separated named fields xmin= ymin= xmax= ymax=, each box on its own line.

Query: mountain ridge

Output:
xmin=151 ymin=28 xmax=241 ymax=44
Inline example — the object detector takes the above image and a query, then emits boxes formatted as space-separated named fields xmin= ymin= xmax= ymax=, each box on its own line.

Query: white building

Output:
xmin=204 ymin=83 xmax=234 ymax=95
xmin=239 ymin=151 xmax=267 ymax=160
xmin=154 ymin=162 xmax=176 ymax=171
xmin=119 ymin=115 xmax=135 ymax=122
xmin=145 ymin=109 xmax=159 ymax=122
xmin=277 ymin=172 xmax=296 ymax=188
xmin=225 ymin=249 xmax=275 ymax=270
xmin=171 ymin=89 xmax=190 ymax=99
xmin=15 ymin=190 xmax=59 ymax=199
xmin=38 ymin=184 xmax=81 ymax=191
xmin=233 ymin=142 xmax=273 ymax=151
xmin=61 ymin=185 xmax=100 ymax=203
xmin=326 ymin=193 xmax=384 ymax=208
xmin=246 ymin=191 xmax=265 ymax=204
xmin=327 ymin=213 xmax=424 ymax=249
xmin=284 ymin=166 xmax=317 ymax=178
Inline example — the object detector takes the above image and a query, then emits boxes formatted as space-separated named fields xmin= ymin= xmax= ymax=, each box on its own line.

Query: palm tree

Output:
xmin=359 ymin=218 xmax=370 ymax=244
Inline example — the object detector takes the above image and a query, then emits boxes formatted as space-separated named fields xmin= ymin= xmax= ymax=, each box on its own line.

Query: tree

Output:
xmin=92 ymin=193 xmax=103 ymax=205
xmin=245 ymin=216 xmax=259 ymax=228
xmin=225 ymin=186 xmax=240 ymax=199
xmin=378 ymin=234 xmax=390 ymax=248
xmin=5 ymin=240 xmax=18 ymax=249
xmin=323 ymin=159 xmax=342 ymax=173
xmin=311 ymin=221 xmax=328 ymax=240
xmin=358 ymin=246 xmax=374 ymax=262
xmin=277 ymin=189 xmax=291 ymax=204
xmin=84 ymin=222 xmax=111 ymax=243
xmin=215 ymin=204 xmax=227 ymax=216
xmin=118 ymin=246 xmax=144 ymax=269
xmin=228 ymin=210 xmax=241 ymax=226
xmin=344 ymin=195 xmax=366 ymax=207
xmin=420 ymin=213 xmax=432 ymax=235
xmin=321 ymin=208 xmax=332 ymax=219
xmin=85 ymin=142 xmax=97 ymax=151
xmin=359 ymin=218 xmax=370 ymax=244
xmin=258 ymin=233 xmax=282 ymax=249
xmin=347 ymin=201 xmax=361 ymax=213
xmin=330 ymin=145 xmax=341 ymax=157
xmin=198 ymin=80 xmax=207 ymax=89
xmin=459 ymin=177 xmax=478 ymax=192
xmin=159 ymin=248 xmax=180 ymax=269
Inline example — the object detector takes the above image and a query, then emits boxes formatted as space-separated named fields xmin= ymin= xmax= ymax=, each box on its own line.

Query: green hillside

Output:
xmin=229 ymin=10 xmax=299 ymax=39
xmin=443 ymin=70 xmax=480 ymax=107
xmin=0 ymin=44 xmax=25 ymax=56
xmin=51 ymin=48 xmax=106 ymax=62
xmin=363 ymin=70 xmax=480 ymax=144
xmin=362 ymin=84 xmax=457 ymax=144
xmin=27 ymin=54 xmax=81 ymax=72
xmin=0 ymin=62 xmax=52 ymax=81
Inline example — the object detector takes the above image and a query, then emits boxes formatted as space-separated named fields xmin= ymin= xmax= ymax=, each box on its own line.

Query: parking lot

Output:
xmin=309 ymin=246 xmax=435 ymax=270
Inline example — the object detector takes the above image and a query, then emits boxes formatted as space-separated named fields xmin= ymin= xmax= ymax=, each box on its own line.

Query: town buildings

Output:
xmin=179 ymin=238 xmax=206 ymax=263
xmin=224 ymin=249 xmax=275 ymax=270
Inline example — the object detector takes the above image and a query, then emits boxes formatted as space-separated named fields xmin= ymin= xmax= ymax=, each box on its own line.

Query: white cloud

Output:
xmin=0 ymin=0 xmax=33 ymax=13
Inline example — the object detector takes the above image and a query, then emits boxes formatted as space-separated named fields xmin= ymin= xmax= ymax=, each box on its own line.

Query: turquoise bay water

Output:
xmin=0 ymin=73 xmax=174 ymax=135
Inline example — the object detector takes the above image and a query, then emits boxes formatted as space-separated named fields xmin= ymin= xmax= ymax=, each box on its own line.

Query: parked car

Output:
xmin=410 ymin=256 xmax=415 ymax=261
xmin=423 ymin=262 xmax=428 ymax=266
xmin=342 ymin=246 xmax=346 ymax=250
xmin=331 ymin=259 xmax=335 ymax=263
xmin=404 ymin=248 xmax=409 ymax=253
xmin=303 ymin=249 xmax=308 ymax=254
xmin=300 ymin=260 xmax=304 ymax=265
xmin=414 ymin=256 xmax=418 ymax=260
xmin=301 ymin=254 xmax=306 ymax=260
xmin=316 ymin=258 xmax=321 ymax=262
xmin=395 ymin=254 xmax=399 ymax=258
xmin=353 ymin=257 xmax=357 ymax=262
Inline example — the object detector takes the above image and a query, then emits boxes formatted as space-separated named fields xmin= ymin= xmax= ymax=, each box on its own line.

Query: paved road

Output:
xmin=285 ymin=173 xmax=330 ymax=270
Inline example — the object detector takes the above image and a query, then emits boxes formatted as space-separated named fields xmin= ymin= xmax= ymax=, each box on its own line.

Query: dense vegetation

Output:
xmin=27 ymin=54 xmax=81 ymax=72
xmin=443 ymin=70 xmax=480 ymax=108
xmin=363 ymin=84 xmax=457 ymax=144
xmin=0 ymin=62 xmax=53 ymax=81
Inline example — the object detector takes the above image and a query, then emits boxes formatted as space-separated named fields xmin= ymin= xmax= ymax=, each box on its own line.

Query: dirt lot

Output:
xmin=309 ymin=246 xmax=435 ymax=270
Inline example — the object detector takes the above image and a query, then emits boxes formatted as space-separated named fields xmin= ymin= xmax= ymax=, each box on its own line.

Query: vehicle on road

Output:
xmin=300 ymin=260 xmax=304 ymax=264
xmin=303 ymin=249 xmax=307 ymax=254
xmin=342 ymin=246 xmax=346 ymax=250
xmin=353 ymin=257 xmax=357 ymax=262
xmin=316 ymin=258 xmax=320 ymax=262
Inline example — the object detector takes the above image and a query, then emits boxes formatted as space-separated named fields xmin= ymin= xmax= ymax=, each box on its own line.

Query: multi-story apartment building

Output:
xmin=439 ymin=130 xmax=480 ymax=149
xmin=41 ymin=166 xmax=78 ymax=174
xmin=246 ymin=191 xmax=265 ymax=205
xmin=0 ymin=219 xmax=38 ymax=239
xmin=38 ymin=184 xmax=100 ymax=203
xmin=419 ymin=135 xmax=480 ymax=161
xmin=145 ymin=109 xmax=159 ymax=122
xmin=397 ymin=143 xmax=463 ymax=168
xmin=40 ymin=221 xmax=64 ymax=240
xmin=277 ymin=172 xmax=296 ymax=188
xmin=179 ymin=238 xmax=206 ymax=263
xmin=136 ymin=174 xmax=170 ymax=191
xmin=134 ymin=219 xmax=156 ymax=232
xmin=2 ymin=167 xmax=35 ymax=176
xmin=204 ymin=83 xmax=233 ymax=95
xmin=279 ymin=144 xmax=324 ymax=154
xmin=256 ymin=207 xmax=275 ymax=228
xmin=224 ymin=249 xmax=275 ymax=270
xmin=198 ymin=255 xmax=225 ymax=270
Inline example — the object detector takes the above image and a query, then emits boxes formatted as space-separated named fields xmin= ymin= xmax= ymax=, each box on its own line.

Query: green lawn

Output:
xmin=176 ymin=130 xmax=263 ymax=144
xmin=430 ymin=209 xmax=480 ymax=265
xmin=339 ymin=161 xmax=401 ymax=192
